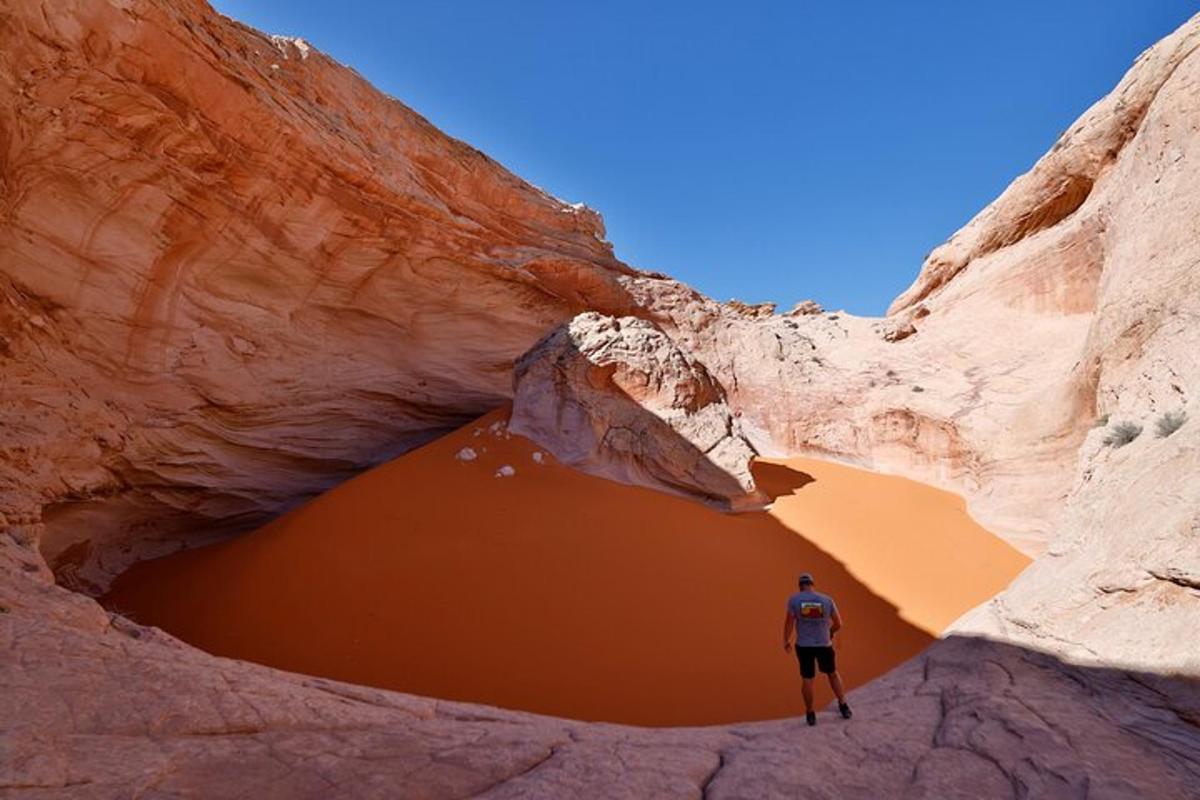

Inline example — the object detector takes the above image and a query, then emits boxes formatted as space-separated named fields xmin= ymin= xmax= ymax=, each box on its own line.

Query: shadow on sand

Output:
xmin=752 ymin=461 xmax=816 ymax=501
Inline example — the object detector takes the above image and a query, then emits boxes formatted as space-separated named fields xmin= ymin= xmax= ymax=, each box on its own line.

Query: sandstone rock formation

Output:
xmin=509 ymin=313 xmax=764 ymax=510
xmin=622 ymin=15 xmax=1200 ymax=684
xmin=0 ymin=0 xmax=648 ymax=591
xmin=619 ymin=9 xmax=1200 ymax=563
xmin=621 ymin=270 xmax=1089 ymax=556
xmin=2 ymin=0 xmax=1200 ymax=797
xmin=784 ymin=299 xmax=824 ymax=316
xmin=611 ymin=12 xmax=1200 ymax=689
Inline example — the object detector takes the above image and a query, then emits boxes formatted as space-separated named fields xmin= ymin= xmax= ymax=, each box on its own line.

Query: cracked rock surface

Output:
xmin=2 ymin=551 xmax=1197 ymax=798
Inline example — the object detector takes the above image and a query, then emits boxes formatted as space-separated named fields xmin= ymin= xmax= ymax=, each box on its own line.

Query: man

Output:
xmin=783 ymin=572 xmax=852 ymax=726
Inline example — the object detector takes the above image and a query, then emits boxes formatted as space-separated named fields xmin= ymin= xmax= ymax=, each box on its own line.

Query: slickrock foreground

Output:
xmin=2 ymin=0 xmax=1200 ymax=797
xmin=4 ymin=567 xmax=1196 ymax=797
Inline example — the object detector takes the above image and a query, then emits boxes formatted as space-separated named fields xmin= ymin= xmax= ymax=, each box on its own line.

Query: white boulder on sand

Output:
xmin=510 ymin=313 xmax=766 ymax=510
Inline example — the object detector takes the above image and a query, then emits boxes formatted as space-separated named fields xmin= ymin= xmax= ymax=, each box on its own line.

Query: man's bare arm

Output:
xmin=830 ymin=608 xmax=843 ymax=637
xmin=782 ymin=613 xmax=795 ymax=651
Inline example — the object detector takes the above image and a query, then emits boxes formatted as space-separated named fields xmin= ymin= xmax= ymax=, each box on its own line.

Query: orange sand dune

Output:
xmin=105 ymin=409 xmax=1028 ymax=727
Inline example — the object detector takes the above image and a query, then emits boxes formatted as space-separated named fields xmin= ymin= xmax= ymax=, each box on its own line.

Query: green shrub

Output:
xmin=1102 ymin=421 xmax=1142 ymax=448
xmin=1093 ymin=413 xmax=1109 ymax=428
xmin=1155 ymin=410 xmax=1187 ymax=438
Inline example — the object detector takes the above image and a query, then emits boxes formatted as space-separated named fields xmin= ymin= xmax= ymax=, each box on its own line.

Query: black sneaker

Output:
xmin=805 ymin=711 xmax=817 ymax=726
xmin=839 ymin=702 xmax=852 ymax=720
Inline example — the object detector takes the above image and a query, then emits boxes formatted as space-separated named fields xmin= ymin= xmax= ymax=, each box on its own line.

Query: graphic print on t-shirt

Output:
xmin=799 ymin=602 xmax=826 ymax=619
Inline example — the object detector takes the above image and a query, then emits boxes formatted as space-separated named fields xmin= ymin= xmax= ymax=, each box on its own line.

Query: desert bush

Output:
xmin=1102 ymin=421 xmax=1142 ymax=448
xmin=1155 ymin=410 xmax=1187 ymax=438
xmin=912 ymin=385 xmax=925 ymax=393
xmin=1093 ymin=413 xmax=1109 ymax=428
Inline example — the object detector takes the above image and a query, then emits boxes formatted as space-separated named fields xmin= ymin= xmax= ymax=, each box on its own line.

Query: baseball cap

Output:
xmin=798 ymin=572 xmax=814 ymax=585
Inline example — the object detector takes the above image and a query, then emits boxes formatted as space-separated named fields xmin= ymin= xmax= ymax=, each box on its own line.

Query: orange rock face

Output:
xmin=0 ymin=0 xmax=652 ymax=589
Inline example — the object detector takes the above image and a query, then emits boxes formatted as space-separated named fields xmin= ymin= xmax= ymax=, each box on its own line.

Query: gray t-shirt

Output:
xmin=787 ymin=590 xmax=837 ymax=647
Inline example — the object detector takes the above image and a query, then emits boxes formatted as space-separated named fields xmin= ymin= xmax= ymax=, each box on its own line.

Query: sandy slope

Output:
xmin=105 ymin=409 xmax=1027 ymax=727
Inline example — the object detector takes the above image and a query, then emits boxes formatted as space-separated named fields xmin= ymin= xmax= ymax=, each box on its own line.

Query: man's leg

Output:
xmin=796 ymin=648 xmax=819 ymax=725
xmin=820 ymin=647 xmax=852 ymax=719
xmin=827 ymin=671 xmax=846 ymax=704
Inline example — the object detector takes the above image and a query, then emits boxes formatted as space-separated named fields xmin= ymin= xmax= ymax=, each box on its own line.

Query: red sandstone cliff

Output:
xmin=0 ymin=0 xmax=657 ymax=589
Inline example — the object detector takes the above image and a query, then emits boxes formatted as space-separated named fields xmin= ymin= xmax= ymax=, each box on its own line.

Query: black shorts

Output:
xmin=794 ymin=645 xmax=836 ymax=679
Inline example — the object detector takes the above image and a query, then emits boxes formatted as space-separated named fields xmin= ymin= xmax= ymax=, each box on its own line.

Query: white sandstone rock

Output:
xmin=510 ymin=313 xmax=765 ymax=510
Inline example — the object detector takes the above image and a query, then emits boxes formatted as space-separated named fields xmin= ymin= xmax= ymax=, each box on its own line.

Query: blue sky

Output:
xmin=213 ymin=2 xmax=1196 ymax=315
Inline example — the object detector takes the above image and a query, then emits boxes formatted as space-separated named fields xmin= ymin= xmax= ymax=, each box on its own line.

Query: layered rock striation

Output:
xmin=2 ymin=1 xmax=1200 ymax=797
xmin=0 ymin=0 xmax=648 ymax=590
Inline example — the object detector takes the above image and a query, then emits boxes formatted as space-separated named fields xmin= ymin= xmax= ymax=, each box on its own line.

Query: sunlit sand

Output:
xmin=105 ymin=408 xmax=1028 ymax=726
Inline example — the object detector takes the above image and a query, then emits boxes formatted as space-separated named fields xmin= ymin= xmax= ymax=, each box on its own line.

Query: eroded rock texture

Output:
xmin=2 ymin=0 xmax=1200 ymax=797
xmin=0 ymin=0 xmax=652 ymax=590
xmin=510 ymin=313 xmax=763 ymax=510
